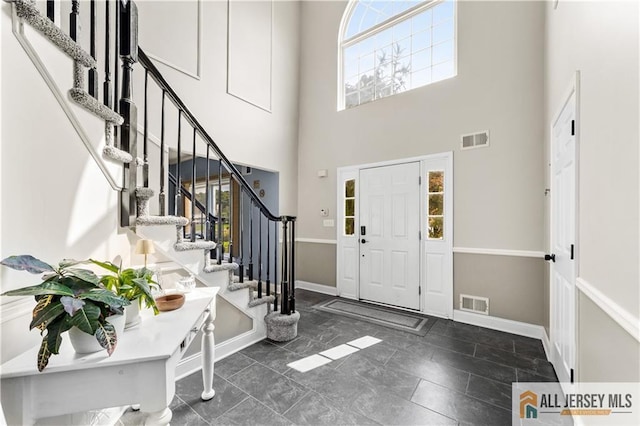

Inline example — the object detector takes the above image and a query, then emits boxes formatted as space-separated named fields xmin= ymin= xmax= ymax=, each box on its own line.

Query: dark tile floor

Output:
xmin=120 ymin=290 xmax=557 ymax=425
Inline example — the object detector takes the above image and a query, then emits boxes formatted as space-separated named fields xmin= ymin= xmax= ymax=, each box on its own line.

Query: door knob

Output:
xmin=361 ymin=239 xmax=367 ymax=244
xmin=544 ymin=254 xmax=556 ymax=262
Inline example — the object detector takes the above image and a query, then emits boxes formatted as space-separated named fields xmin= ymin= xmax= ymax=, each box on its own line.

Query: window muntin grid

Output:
xmin=342 ymin=0 xmax=455 ymax=109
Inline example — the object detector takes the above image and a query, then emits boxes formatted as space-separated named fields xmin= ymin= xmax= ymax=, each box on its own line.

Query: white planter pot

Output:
xmin=68 ymin=314 xmax=125 ymax=354
xmin=124 ymin=302 xmax=141 ymax=329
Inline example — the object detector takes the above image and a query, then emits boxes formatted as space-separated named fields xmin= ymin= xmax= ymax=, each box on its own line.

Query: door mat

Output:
xmin=314 ymin=299 xmax=430 ymax=336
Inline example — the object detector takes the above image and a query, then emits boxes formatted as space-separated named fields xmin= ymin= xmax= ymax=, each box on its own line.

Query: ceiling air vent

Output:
xmin=460 ymin=294 xmax=489 ymax=315
xmin=461 ymin=130 xmax=489 ymax=150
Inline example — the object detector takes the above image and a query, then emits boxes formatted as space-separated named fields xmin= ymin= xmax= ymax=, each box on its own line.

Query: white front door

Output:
xmin=550 ymin=82 xmax=578 ymax=383
xmin=359 ymin=162 xmax=421 ymax=310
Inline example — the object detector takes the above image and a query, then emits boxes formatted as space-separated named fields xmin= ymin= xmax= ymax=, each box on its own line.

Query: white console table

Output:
xmin=0 ymin=287 xmax=219 ymax=425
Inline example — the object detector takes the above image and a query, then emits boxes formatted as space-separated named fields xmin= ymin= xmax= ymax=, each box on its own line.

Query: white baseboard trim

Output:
xmin=453 ymin=247 xmax=545 ymax=258
xmin=576 ymin=277 xmax=640 ymax=343
xmin=296 ymin=280 xmax=338 ymax=296
xmin=541 ymin=327 xmax=552 ymax=362
xmin=453 ymin=309 xmax=548 ymax=344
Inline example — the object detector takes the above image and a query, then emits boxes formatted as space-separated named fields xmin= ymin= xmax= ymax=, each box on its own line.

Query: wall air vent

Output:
xmin=460 ymin=294 xmax=489 ymax=315
xmin=461 ymin=130 xmax=490 ymax=150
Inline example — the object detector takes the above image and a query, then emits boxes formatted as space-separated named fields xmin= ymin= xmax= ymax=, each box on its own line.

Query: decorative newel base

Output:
xmin=264 ymin=311 xmax=300 ymax=342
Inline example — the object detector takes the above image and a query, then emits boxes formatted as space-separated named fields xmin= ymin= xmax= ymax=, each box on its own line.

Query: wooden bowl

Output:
xmin=156 ymin=293 xmax=185 ymax=312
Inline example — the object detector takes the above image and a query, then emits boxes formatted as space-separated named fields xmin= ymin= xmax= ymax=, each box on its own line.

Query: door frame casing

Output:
xmin=548 ymin=71 xmax=580 ymax=385
xmin=336 ymin=152 xmax=454 ymax=317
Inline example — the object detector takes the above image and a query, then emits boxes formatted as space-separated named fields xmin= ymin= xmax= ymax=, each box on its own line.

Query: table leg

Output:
xmin=144 ymin=407 xmax=172 ymax=426
xmin=201 ymin=308 xmax=215 ymax=401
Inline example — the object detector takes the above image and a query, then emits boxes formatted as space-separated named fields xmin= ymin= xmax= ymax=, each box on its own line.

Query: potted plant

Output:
xmin=0 ymin=255 xmax=130 ymax=371
xmin=91 ymin=258 xmax=159 ymax=328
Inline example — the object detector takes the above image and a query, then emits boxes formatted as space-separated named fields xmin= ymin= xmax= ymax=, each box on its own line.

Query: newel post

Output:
xmin=119 ymin=0 xmax=138 ymax=227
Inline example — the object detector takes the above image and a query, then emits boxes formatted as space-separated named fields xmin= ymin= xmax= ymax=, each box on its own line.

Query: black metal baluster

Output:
xmin=175 ymin=111 xmax=182 ymax=217
xmin=273 ymin=220 xmax=278 ymax=311
xmin=191 ymin=128 xmax=197 ymax=241
xmin=142 ymin=70 xmax=149 ymax=187
xmin=281 ymin=218 xmax=289 ymax=315
xmin=103 ymin=0 xmax=112 ymax=108
xmin=88 ymin=0 xmax=98 ymax=97
xmin=238 ymin=188 xmax=244 ymax=282
xmin=205 ymin=147 xmax=211 ymax=248
xmin=248 ymin=200 xmax=254 ymax=281
xmin=258 ymin=213 xmax=262 ymax=298
xmin=46 ymin=0 xmax=55 ymax=22
xmin=159 ymin=91 xmax=166 ymax=215
xmin=228 ymin=173 xmax=234 ymax=263
xmin=118 ymin=0 xmax=138 ymax=227
xmin=113 ymin=0 xmax=120 ymax=144
xmin=266 ymin=218 xmax=270 ymax=297
xmin=217 ymin=161 xmax=223 ymax=263
xmin=290 ymin=218 xmax=296 ymax=313
xmin=70 ymin=0 xmax=79 ymax=41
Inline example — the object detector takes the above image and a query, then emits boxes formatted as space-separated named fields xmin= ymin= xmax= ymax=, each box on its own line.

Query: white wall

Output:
xmin=544 ymin=0 xmax=639 ymax=381
xmin=136 ymin=0 xmax=300 ymax=217
xmin=0 ymin=2 xmax=133 ymax=363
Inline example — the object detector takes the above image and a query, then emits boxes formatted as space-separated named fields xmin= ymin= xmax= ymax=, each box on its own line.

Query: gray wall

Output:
xmin=296 ymin=242 xmax=337 ymax=287
xmin=454 ymin=254 xmax=545 ymax=325
xmin=544 ymin=0 xmax=639 ymax=381
xmin=296 ymin=1 xmax=546 ymax=323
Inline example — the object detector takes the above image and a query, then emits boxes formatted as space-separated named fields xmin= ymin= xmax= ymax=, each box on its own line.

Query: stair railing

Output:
xmin=137 ymin=47 xmax=296 ymax=314
xmin=17 ymin=0 xmax=297 ymax=315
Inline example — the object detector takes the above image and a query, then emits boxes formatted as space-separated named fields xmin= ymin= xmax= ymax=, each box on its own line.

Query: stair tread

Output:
xmin=136 ymin=215 xmax=189 ymax=226
xmin=174 ymin=240 xmax=216 ymax=251
xmin=16 ymin=0 xmax=96 ymax=68
xmin=248 ymin=295 xmax=275 ymax=308
xmin=69 ymin=89 xmax=123 ymax=124
xmin=203 ymin=262 xmax=239 ymax=273
xmin=103 ymin=146 xmax=133 ymax=163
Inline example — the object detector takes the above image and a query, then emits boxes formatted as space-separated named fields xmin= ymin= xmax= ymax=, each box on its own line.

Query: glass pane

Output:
xmin=428 ymin=216 xmax=444 ymax=239
xmin=345 ymin=179 xmax=355 ymax=197
xmin=412 ymin=9 xmax=432 ymax=32
xmin=429 ymin=171 xmax=444 ymax=192
xmin=396 ymin=37 xmax=412 ymax=57
xmin=432 ymin=19 xmax=454 ymax=44
xmin=433 ymin=0 xmax=454 ymax=25
xmin=345 ymin=91 xmax=360 ymax=108
xmin=432 ymin=40 xmax=454 ymax=64
xmin=360 ymin=52 xmax=375 ymax=72
xmin=412 ymin=48 xmax=431 ymax=71
xmin=411 ymin=30 xmax=431 ymax=53
xmin=345 ymin=199 xmax=355 ymax=216
xmin=432 ymin=60 xmax=455 ymax=82
xmin=412 ymin=68 xmax=431 ymax=88
xmin=393 ymin=19 xmax=412 ymax=40
xmin=375 ymin=27 xmax=393 ymax=49
xmin=429 ymin=194 xmax=443 ymax=215
xmin=345 ymin=218 xmax=355 ymax=236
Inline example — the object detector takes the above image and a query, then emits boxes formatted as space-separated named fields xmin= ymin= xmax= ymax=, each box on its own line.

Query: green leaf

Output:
xmin=45 ymin=316 xmax=72 ymax=355
xmin=1 ymin=255 xmax=54 ymax=274
xmin=69 ymin=303 xmax=100 ymax=335
xmin=90 ymin=259 xmax=120 ymax=274
xmin=30 ymin=297 xmax=65 ymax=331
xmin=58 ymin=259 xmax=88 ymax=269
xmin=2 ymin=281 xmax=74 ymax=297
xmin=37 ymin=339 xmax=52 ymax=372
xmin=94 ymin=321 xmax=118 ymax=356
xmin=64 ymin=268 xmax=100 ymax=285
xmin=80 ymin=290 xmax=130 ymax=308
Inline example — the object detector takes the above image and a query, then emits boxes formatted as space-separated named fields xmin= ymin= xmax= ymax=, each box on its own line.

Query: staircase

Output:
xmin=7 ymin=0 xmax=299 ymax=347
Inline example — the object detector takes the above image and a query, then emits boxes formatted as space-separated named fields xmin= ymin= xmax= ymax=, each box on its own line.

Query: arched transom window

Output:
xmin=339 ymin=0 xmax=456 ymax=109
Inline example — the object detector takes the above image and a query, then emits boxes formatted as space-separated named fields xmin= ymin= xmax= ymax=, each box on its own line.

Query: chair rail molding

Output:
xmin=576 ymin=277 xmax=640 ymax=342
xmin=453 ymin=247 xmax=545 ymax=258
